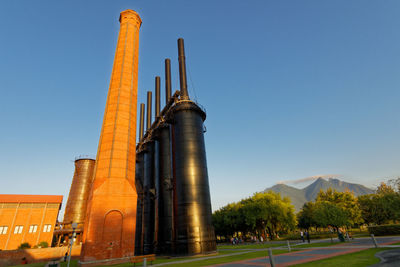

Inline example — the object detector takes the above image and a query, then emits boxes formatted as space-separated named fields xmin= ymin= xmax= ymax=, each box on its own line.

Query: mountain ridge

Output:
xmin=264 ymin=177 xmax=374 ymax=211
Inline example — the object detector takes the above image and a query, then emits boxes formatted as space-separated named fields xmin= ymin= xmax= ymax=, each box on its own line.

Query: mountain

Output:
xmin=268 ymin=184 xmax=307 ymax=210
xmin=264 ymin=177 xmax=374 ymax=212
xmin=304 ymin=178 xmax=334 ymax=202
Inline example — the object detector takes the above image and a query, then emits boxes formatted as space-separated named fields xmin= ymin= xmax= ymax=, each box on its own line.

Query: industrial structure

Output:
xmin=0 ymin=194 xmax=62 ymax=250
xmin=54 ymin=8 xmax=216 ymax=264
xmin=80 ymin=9 xmax=142 ymax=266
xmin=53 ymin=157 xmax=95 ymax=246
xmin=134 ymin=38 xmax=216 ymax=256
xmin=0 ymin=8 xmax=215 ymax=265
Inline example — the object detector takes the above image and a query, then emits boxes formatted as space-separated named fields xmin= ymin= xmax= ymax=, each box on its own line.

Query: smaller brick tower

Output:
xmin=79 ymin=9 xmax=141 ymax=266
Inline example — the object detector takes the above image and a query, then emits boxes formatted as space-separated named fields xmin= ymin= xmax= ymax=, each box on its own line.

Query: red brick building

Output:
xmin=0 ymin=194 xmax=63 ymax=250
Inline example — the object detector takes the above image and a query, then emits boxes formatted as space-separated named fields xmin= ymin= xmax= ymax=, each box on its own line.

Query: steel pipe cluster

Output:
xmin=134 ymin=38 xmax=216 ymax=256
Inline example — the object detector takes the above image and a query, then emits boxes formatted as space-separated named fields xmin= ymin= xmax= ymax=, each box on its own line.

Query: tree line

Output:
xmin=212 ymin=191 xmax=296 ymax=240
xmin=298 ymin=179 xmax=400 ymax=230
xmin=213 ymin=178 xmax=400 ymax=239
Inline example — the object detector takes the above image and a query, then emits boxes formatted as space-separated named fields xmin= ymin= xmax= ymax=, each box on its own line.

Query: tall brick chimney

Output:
xmin=79 ymin=9 xmax=142 ymax=266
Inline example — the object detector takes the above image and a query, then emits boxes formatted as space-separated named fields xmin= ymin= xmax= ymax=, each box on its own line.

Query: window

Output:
xmin=28 ymin=225 xmax=38 ymax=233
xmin=0 ymin=226 xmax=8 ymax=234
xmin=43 ymin=224 xmax=52 ymax=233
xmin=14 ymin=225 xmax=23 ymax=234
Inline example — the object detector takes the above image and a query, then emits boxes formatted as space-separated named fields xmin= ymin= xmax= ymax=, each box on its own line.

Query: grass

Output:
xmin=11 ymin=245 xmax=295 ymax=267
xmin=217 ymin=242 xmax=284 ymax=250
xmin=352 ymin=233 xmax=372 ymax=238
xmin=10 ymin=263 xmax=47 ymax=267
xmin=11 ymin=260 xmax=79 ymax=267
xmin=156 ymin=249 xmax=296 ymax=267
xmin=292 ymin=248 xmax=391 ymax=267
xmin=10 ymin=254 xmax=218 ymax=267
xmin=108 ymin=248 xmax=297 ymax=266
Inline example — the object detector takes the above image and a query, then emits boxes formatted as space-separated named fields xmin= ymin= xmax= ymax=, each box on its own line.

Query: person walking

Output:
xmin=300 ymin=231 xmax=304 ymax=242
xmin=306 ymin=231 xmax=310 ymax=243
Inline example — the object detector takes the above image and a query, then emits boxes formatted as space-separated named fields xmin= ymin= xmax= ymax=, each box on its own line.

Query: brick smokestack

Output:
xmin=80 ymin=10 xmax=142 ymax=265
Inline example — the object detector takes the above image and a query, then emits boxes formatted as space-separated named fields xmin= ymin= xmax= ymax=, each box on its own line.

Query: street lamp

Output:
xmin=67 ymin=222 xmax=78 ymax=267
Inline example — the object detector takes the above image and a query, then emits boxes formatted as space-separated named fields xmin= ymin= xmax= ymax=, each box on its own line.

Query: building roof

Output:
xmin=0 ymin=194 xmax=63 ymax=204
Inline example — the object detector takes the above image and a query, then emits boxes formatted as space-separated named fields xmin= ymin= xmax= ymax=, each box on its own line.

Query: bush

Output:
xmin=18 ymin=242 xmax=31 ymax=249
xmin=368 ymin=224 xmax=400 ymax=236
xmin=38 ymin=241 xmax=49 ymax=248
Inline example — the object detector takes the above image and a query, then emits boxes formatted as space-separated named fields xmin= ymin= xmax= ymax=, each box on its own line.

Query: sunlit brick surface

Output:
xmin=0 ymin=195 xmax=62 ymax=250
xmin=80 ymin=10 xmax=141 ymax=265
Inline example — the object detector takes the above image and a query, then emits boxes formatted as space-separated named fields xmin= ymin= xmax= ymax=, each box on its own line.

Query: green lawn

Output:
xmin=217 ymin=242 xmax=284 ymax=250
xmin=10 ymin=263 xmax=47 ymax=267
xmin=12 ymin=260 xmax=79 ymax=267
xmin=11 ymin=248 xmax=297 ymax=267
xmin=108 ymin=249 xmax=297 ymax=266
xmin=292 ymin=248 xmax=391 ymax=267
xmin=158 ymin=249 xmax=296 ymax=267
xmin=10 ymin=254 xmax=217 ymax=267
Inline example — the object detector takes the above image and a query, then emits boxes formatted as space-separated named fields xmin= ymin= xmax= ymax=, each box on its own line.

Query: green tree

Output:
xmin=316 ymin=188 xmax=363 ymax=226
xmin=376 ymin=182 xmax=396 ymax=195
xmin=212 ymin=191 xmax=296 ymax=239
xmin=388 ymin=177 xmax=400 ymax=192
xmin=240 ymin=192 xmax=293 ymax=238
xmin=358 ymin=194 xmax=382 ymax=225
xmin=212 ymin=202 xmax=247 ymax=237
xmin=313 ymin=201 xmax=348 ymax=230
xmin=358 ymin=182 xmax=400 ymax=225
xmin=297 ymin=202 xmax=316 ymax=230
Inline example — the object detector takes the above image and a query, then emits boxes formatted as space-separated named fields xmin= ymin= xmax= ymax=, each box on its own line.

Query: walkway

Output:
xmin=152 ymin=236 xmax=400 ymax=266
xmin=211 ymin=236 xmax=400 ymax=267
xmin=371 ymin=248 xmax=400 ymax=267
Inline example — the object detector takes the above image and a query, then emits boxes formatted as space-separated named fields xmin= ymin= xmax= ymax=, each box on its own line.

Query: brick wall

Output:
xmin=0 ymin=245 xmax=81 ymax=267
xmin=0 ymin=197 xmax=62 ymax=250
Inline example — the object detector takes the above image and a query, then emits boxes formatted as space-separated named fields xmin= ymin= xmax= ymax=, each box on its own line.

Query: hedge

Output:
xmin=18 ymin=242 xmax=31 ymax=249
xmin=368 ymin=224 xmax=400 ymax=236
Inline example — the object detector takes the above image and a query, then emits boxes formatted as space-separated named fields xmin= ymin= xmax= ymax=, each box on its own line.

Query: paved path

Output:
xmin=371 ymin=248 xmax=400 ymax=267
xmin=211 ymin=236 xmax=400 ymax=267
xmin=210 ymin=247 xmax=366 ymax=266
xmin=152 ymin=236 xmax=400 ymax=266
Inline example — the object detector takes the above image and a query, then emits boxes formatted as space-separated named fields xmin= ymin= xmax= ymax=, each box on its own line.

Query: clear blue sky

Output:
xmin=1 ymin=0 xmax=400 ymax=216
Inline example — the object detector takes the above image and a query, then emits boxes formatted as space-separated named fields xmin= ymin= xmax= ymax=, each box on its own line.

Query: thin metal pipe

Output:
xmin=165 ymin=59 xmax=172 ymax=103
xmin=177 ymin=38 xmax=189 ymax=99
xmin=146 ymin=91 xmax=152 ymax=131
xmin=139 ymin=103 xmax=145 ymax=140
xmin=155 ymin=76 xmax=161 ymax=117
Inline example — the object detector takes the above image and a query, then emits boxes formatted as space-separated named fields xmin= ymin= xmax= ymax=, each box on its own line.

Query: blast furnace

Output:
xmin=135 ymin=38 xmax=216 ymax=256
